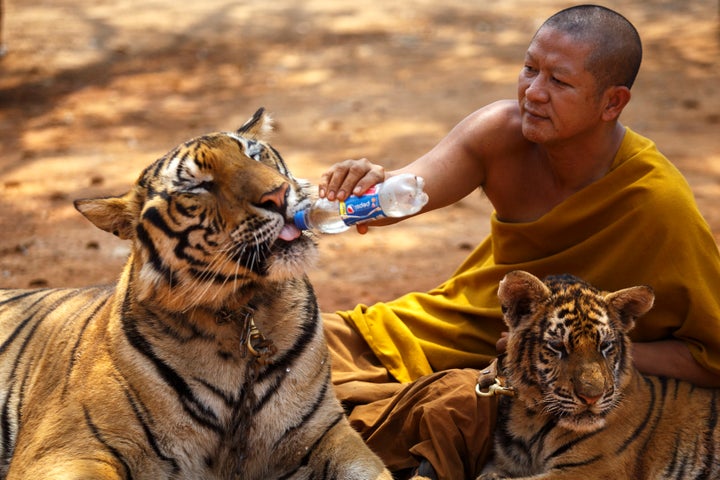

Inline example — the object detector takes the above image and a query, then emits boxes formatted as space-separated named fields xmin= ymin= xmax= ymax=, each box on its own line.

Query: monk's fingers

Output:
xmin=319 ymin=159 xmax=384 ymax=201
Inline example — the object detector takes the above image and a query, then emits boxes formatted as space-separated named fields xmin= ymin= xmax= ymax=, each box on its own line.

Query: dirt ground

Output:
xmin=1 ymin=0 xmax=719 ymax=313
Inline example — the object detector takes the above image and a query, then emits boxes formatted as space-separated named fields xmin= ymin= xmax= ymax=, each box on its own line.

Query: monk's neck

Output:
xmin=540 ymin=123 xmax=626 ymax=194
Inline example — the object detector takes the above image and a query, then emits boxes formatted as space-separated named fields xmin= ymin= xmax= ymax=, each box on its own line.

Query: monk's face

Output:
xmin=517 ymin=27 xmax=606 ymax=145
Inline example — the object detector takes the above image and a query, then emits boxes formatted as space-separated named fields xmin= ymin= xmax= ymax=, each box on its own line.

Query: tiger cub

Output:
xmin=0 ymin=108 xmax=392 ymax=480
xmin=478 ymin=270 xmax=720 ymax=480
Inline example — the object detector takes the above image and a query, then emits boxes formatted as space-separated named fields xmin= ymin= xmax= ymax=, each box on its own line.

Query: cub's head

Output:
xmin=498 ymin=270 xmax=654 ymax=432
xmin=75 ymin=108 xmax=316 ymax=310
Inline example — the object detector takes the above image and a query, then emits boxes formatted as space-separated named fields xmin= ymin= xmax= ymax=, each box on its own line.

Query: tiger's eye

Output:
xmin=547 ymin=339 xmax=566 ymax=357
xmin=599 ymin=341 xmax=614 ymax=358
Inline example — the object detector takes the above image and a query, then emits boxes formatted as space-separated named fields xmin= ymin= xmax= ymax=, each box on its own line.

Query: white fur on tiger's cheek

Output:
xmin=166 ymin=155 xmax=213 ymax=184
xmin=139 ymin=263 xmax=169 ymax=287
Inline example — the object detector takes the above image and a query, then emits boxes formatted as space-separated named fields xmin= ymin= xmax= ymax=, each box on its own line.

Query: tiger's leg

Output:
xmin=309 ymin=416 xmax=393 ymax=480
xmin=7 ymin=456 xmax=126 ymax=480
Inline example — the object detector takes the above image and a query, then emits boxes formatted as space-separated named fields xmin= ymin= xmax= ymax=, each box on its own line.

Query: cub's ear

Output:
xmin=497 ymin=270 xmax=550 ymax=330
xmin=74 ymin=194 xmax=136 ymax=240
xmin=236 ymin=107 xmax=273 ymax=140
xmin=604 ymin=285 xmax=655 ymax=333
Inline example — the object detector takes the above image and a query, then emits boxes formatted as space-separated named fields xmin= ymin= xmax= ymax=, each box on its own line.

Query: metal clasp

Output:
xmin=476 ymin=378 xmax=516 ymax=397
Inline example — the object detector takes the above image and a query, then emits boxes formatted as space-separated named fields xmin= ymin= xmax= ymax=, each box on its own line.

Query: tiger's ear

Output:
xmin=237 ymin=107 xmax=273 ymax=140
xmin=497 ymin=270 xmax=551 ymax=330
xmin=74 ymin=194 xmax=136 ymax=240
xmin=604 ymin=285 xmax=655 ymax=333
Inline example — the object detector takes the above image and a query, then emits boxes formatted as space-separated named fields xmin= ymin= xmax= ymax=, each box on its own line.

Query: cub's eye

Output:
xmin=546 ymin=339 xmax=567 ymax=358
xmin=599 ymin=340 xmax=615 ymax=358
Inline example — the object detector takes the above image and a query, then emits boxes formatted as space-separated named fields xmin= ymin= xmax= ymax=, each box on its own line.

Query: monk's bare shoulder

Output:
xmin=459 ymin=100 xmax=526 ymax=159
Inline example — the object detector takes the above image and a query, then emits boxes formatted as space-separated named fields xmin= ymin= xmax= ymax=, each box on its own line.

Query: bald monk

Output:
xmin=318 ymin=5 xmax=720 ymax=479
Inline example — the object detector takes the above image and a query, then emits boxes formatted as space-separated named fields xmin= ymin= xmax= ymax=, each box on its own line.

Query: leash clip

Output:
xmin=476 ymin=378 xmax=516 ymax=397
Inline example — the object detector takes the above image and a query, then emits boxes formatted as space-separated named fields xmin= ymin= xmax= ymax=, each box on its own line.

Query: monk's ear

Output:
xmin=601 ymin=85 xmax=631 ymax=122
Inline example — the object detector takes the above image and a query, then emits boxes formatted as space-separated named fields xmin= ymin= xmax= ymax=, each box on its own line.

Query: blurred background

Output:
xmin=0 ymin=0 xmax=718 ymax=311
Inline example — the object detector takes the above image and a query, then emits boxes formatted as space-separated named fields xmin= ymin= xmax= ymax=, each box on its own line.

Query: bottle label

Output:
xmin=339 ymin=187 xmax=386 ymax=225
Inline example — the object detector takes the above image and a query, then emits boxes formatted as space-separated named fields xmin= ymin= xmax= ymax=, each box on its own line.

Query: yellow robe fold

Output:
xmin=339 ymin=128 xmax=720 ymax=383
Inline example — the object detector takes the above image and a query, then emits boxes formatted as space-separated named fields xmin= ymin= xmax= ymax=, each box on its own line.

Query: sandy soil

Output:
xmin=1 ymin=0 xmax=718 ymax=313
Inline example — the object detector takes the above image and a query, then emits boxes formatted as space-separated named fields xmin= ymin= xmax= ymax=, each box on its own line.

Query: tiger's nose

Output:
xmin=258 ymin=182 xmax=289 ymax=213
xmin=577 ymin=392 xmax=602 ymax=405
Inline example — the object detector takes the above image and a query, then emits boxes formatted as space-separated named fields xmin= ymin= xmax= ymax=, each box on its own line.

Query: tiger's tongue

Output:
xmin=279 ymin=223 xmax=302 ymax=241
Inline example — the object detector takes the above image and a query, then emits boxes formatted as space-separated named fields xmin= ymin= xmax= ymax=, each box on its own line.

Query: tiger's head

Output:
xmin=75 ymin=108 xmax=316 ymax=311
xmin=498 ymin=270 xmax=654 ymax=432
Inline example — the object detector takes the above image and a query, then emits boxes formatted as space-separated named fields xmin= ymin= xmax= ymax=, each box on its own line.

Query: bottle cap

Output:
xmin=293 ymin=210 xmax=309 ymax=230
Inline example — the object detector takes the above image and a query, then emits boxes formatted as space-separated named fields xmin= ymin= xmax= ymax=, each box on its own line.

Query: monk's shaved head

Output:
xmin=535 ymin=5 xmax=642 ymax=91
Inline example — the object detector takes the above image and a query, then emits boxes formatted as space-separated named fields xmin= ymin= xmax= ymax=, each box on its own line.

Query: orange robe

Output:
xmin=338 ymin=128 xmax=720 ymax=383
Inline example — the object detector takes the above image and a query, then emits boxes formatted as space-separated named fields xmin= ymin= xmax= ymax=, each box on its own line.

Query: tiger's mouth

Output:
xmin=264 ymin=217 xmax=317 ymax=282
xmin=557 ymin=410 xmax=607 ymax=433
xmin=278 ymin=222 xmax=302 ymax=242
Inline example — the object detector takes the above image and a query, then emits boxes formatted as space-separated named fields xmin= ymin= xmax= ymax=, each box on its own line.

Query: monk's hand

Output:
xmin=318 ymin=158 xmax=385 ymax=202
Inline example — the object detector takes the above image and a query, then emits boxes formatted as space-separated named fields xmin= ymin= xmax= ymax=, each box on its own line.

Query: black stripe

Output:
xmin=83 ymin=406 xmax=133 ymax=480
xmin=276 ymin=412 xmax=344 ymax=480
xmin=141 ymin=204 xmax=257 ymax=281
xmin=172 ymin=227 xmax=213 ymax=267
xmin=272 ymin=367 xmax=332 ymax=451
xmin=0 ymin=290 xmax=58 ymax=354
xmin=665 ymin=431 xmax=684 ymax=476
xmin=545 ymin=427 xmax=605 ymax=464
xmin=553 ymin=453 xmax=603 ymax=470
xmin=135 ymin=222 xmax=177 ymax=285
xmin=252 ymin=289 xmax=320 ymax=414
xmin=616 ymin=375 xmax=656 ymax=454
xmin=320 ymin=458 xmax=332 ymax=480
xmin=62 ymin=293 xmax=113 ymax=398
xmin=699 ymin=389 xmax=719 ymax=477
xmin=187 ymin=266 xmax=251 ymax=285
xmin=120 ymin=286 xmax=221 ymax=432
xmin=647 ymin=376 xmax=668 ymax=445
xmin=0 ymin=290 xmax=41 ymax=309
xmin=266 ymin=144 xmax=291 ymax=178
xmin=631 ymin=376 xmax=667 ymax=477
xmin=0 ymin=290 xmax=80 ymax=460
xmin=119 ymin=381 xmax=180 ymax=475
xmin=196 ymin=378 xmax=236 ymax=408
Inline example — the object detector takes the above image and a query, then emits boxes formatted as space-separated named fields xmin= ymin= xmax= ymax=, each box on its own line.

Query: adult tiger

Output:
xmin=0 ymin=108 xmax=392 ymax=480
xmin=477 ymin=271 xmax=720 ymax=480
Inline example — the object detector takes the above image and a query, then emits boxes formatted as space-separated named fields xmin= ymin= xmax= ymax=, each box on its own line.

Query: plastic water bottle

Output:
xmin=294 ymin=173 xmax=429 ymax=234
